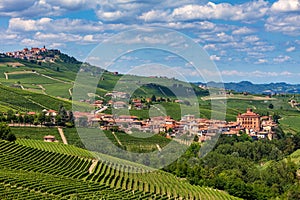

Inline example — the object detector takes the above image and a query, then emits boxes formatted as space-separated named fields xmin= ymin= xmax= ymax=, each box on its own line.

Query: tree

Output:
xmin=58 ymin=105 xmax=68 ymax=125
xmin=68 ymin=111 xmax=75 ymax=125
xmin=0 ymin=123 xmax=16 ymax=142
xmin=38 ymin=112 xmax=46 ymax=126
xmin=151 ymin=95 xmax=156 ymax=102
xmin=6 ymin=132 xmax=16 ymax=142
xmin=17 ymin=114 xmax=24 ymax=125
xmin=268 ymin=103 xmax=274 ymax=109
xmin=6 ymin=110 xmax=14 ymax=123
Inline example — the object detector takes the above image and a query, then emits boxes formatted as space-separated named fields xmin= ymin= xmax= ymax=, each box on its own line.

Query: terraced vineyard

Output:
xmin=0 ymin=140 xmax=239 ymax=199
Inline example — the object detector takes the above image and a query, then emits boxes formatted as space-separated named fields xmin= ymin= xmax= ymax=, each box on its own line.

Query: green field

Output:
xmin=11 ymin=127 xmax=61 ymax=141
xmin=0 ymin=84 xmax=72 ymax=111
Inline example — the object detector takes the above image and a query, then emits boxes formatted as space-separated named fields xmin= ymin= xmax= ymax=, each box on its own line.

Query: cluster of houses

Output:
xmin=74 ymin=108 xmax=278 ymax=141
xmin=5 ymin=46 xmax=60 ymax=62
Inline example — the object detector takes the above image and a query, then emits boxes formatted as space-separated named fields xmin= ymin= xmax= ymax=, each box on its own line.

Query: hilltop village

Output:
xmin=5 ymin=46 xmax=60 ymax=63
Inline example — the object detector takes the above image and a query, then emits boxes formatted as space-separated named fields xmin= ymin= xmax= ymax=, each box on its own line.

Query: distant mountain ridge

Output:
xmin=195 ymin=81 xmax=300 ymax=94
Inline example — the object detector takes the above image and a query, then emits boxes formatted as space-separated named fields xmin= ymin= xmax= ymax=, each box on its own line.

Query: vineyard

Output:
xmin=0 ymin=140 xmax=239 ymax=199
xmin=0 ymin=84 xmax=71 ymax=111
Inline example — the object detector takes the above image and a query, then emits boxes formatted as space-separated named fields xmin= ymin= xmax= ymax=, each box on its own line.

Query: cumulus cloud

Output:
xmin=243 ymin=35 xmax=260 ymax=43
xmin=210 ymin=55 xmax=221 ymax=61
xmin=0 ymin=0 xmax=35 ymax=12
xmin=273 ymin=55 xmax=291 ymax=63
xmin=265 ymin=14 xmax=300 ymax=36
xmin=138 ymin=10 xmax=171 ymax=22
xmin=255 ymin=58 xmax=268 ymax=64
xmin=21 ymin=38 xmax=43 ymax=46
xmin=9 ymin=17 xmax=52 ymax=31
xmin=0 ymin=0 xmax=97 ymax=17
xmin=232 ymin=27 xmax=255 ymax=35
xmin=271 ymin=0 xmax=300 ymax=12
xmin=286 ymin=46 xmax=296 ymax=52
xmin=204 ymin=44 xmax=217 ymax=50
xmin=171 ymin=1 xmax=269 ymax=22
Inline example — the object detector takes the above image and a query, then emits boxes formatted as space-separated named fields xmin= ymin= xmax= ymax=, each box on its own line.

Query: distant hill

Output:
xmin=0 ymin=51 xmax=208 ymax=113
xmin=195 ymin=81 xmax=300 ymax=94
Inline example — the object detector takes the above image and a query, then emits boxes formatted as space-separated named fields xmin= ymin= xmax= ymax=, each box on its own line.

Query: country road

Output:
xmin=58 ymin=127 xmax=68 ymax=145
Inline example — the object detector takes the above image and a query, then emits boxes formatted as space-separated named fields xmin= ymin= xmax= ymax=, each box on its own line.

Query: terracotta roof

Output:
xmin=238 ymin=108 xmax=260 ymax=118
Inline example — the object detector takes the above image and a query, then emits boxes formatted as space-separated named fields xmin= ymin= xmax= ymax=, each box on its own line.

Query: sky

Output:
xmin=0 ymin=0 xmax=300 ymax=83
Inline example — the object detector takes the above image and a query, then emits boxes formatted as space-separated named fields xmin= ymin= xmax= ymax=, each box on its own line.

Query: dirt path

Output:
xmin=89 ymin=159 xmax=99 ymax=174
xmin=4 ymin=72 xmax=8 ymax=80
xmin=69 ymin=87 xmax=73 ymax=96
xmin=111 ymin=131 xmax=122 ymax=146
xmin=156 ymin=144 xmax=162 ymax=152
xmin=38 ymin=85 xmax=47 ymax=94
xmin=58 ymin=127 xmax=68 ymax=144
xmin=151 ymin=105 xmax=166 ymax=116
xmin=37 ymin=72 xmax=70 ymax=84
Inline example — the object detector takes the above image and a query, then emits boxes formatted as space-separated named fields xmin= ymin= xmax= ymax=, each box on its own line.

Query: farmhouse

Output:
xmin=43 ymin=135 xmax=57 ymax=142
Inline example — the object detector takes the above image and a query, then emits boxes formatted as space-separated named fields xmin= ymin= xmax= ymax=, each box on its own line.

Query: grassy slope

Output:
xmin=11 ymin=127 xmax=62 ymax=141
xmin=0 ymin=84 xmax=72 ymax=111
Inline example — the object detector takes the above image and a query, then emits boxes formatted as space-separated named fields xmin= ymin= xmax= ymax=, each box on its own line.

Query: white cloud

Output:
xmin=8 ymin=17 xmax=52 ymax=31
xmin=21 ymin=38 xmax=43 ymax=46
xmin=46 ymin=0 xmax=95 ymax=10
xmin=83 ymin=35 xmax=95 ymax=42
xmin=171 ymin=1 xmax=269 ymax=22
xmin=271 ymin=0 xmax=300 ymax=12
xmin=204 ymin=44 xmax=217 ymax=50
xmin=210 ymin=55 xmax=221 ymax=61
xmin=255 ymin=58 xmax=268 ymax=64
xmin=0 ymin=0 xmax=96 ymax=17
xmin=138 ymin=10 xmax=171 ymax=22
xmin=48 ymin=42 xmax=66 ymax=48
xmin=34 ymin=32 xmax=82 ymax=42
xmin=97 ymin=10 xmax=125 ymax=21
xmin=286 ymin=46 xmax=296 ymax=52
xmin=232 ymin=27 xmax=255 ymax=35
xmin=0 ymin=0 xmax=35 ymax=12
xmin=8 ymin=17 xmax=107 ymax=34
xmin=243 ymin=35 xmax=260 ymax=42
xmin=273 ymin=55 xmax=291 ymax=63
xmin=265 ymin=14 xmax=300 ymax=36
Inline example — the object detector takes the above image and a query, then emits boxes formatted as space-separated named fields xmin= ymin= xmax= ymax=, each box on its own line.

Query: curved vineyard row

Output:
xmin=0 ymin=169 xmax=168 ymax=199
xmin=0 ymin=140 xmax=240 ymax=199
xmin=16 ymin=139 xmax=95 ymax=159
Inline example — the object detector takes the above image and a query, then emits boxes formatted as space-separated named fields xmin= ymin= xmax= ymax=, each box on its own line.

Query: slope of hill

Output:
xmin=0 ymin=140 xmax=240 ymax=199
xmin=0 ymin=83 xmax=72 ymax=111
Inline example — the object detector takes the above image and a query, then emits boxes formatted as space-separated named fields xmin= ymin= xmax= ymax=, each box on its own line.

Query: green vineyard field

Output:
xmin=0 ymin=140 xmax=240 ymax=199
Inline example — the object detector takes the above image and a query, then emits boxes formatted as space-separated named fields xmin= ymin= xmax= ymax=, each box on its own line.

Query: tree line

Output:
xmin=0 ymin=105 xmax=75 ymax=127
xmin=164 ymin=132 xmax=300 ymax=200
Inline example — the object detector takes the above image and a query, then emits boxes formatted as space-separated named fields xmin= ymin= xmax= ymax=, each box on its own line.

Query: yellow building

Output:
xmin=237 ymin=108 xmax=261 ymax=132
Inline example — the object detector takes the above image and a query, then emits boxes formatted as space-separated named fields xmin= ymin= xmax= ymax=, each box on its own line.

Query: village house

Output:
xmin=43 ymin=135 xmax=57 ymax=142
xmin=112 ymin=101 xmax=128 ymax=109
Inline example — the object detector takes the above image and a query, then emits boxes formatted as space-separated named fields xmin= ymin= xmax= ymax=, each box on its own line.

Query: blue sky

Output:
xmin=0 ymin=0 xmax=300 ymax=83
